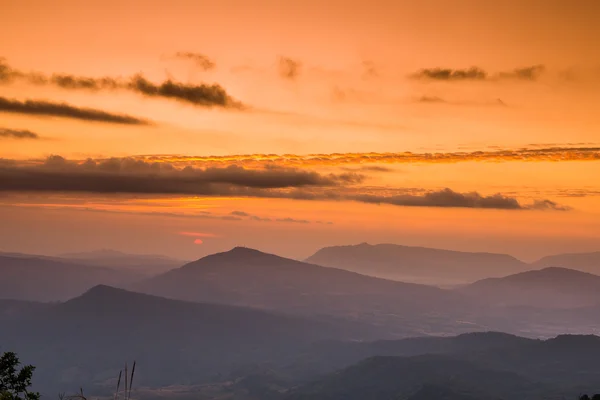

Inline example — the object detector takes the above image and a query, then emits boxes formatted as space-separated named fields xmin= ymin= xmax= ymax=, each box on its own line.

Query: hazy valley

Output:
xmin=2 ymin=243 xmax=600 ymax=399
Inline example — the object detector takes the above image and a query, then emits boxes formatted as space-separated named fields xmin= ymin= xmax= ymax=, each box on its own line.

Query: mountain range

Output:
xmin=0 ymin=285 xmax=361 ymax=396
xmin=3 ymin=284 xmax=600 ymax=399
xmin=305 ymin=243 xmax=529 ymax=284
xmin=459 ymin=267 xmax=600 ymax=308
xmin=306 ymin=243 xmax=600 ymax=284
xmin=59 ymin=249 xmax=186 ymax=275
xmin=0 ymin=254 xmax=141 ymax=301
xmin=133 ymin=247 xmax=479 ymax=337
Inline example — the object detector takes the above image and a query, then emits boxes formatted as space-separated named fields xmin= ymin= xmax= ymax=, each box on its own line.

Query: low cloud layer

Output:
xmin=0 ymin=127 xmax=39 ymax=140
xmin=0 ymin=58 xmax=242 ymax=109
xmin=0 ymin=97 xmax=151 ymax=125
xmin=138 ymin=146 xmax=600 ymax=169
xmin=0 ymin=156 xmax=568 ymax=211
xmin=0 ymin=156 xmax=360 ymax=194
xmin=411 ymin=65 xmax=545 ymax=81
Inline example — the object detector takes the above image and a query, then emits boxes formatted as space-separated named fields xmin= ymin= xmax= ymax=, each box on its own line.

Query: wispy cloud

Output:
xmin=137 ymin=146 xmax=600 ymax=169
xmin=0 ymin=58 xmax=243 ymax=109
xmin=0 ymin=127 xmax=39 ymax=140
xmin=411 ymin=65 xmax=546 ymax=82
xmin=178 ymin=231 xmax=219 ymax=237
xmin=172 ymin=52 xmax=216 ymax=71
xmin=0 ymin=96 xmax=151 ymax=125
xmin=276 ymin=217 xmax=310 ymax=223
xmin=230 ymin=210 xmax=251 ymax=217
xmin=416 ymin=95 xmax=508 ymax=107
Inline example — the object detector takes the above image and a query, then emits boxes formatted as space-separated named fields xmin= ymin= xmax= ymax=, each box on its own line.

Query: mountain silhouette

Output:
xmin=134 ymin=247 xmax=473 ymax=337
xmin=285 ymin=354 xmax=551 ymax=400
xmin=459 ymin=267 xmax=600 ymax=308
xmin=59 ymin=248 xmax=186 ymax=275
xmin=0 ymin=285 xmax=361 ymax=395
xmin=0 ymin=254 xmax=142 ymax=301
xmin=533 ymin=251 xmax=600 ymax=275
xmin=305 ymin=243 xmax=527 ymax=284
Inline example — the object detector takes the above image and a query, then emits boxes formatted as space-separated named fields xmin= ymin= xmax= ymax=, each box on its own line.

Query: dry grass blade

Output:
xmin=128 ymin=361 xmax=136 ymax=400
xmin=114 ymin=369 xmax=122 ymax=400
xmin=124 ymin=363 xmax=128 ymax=400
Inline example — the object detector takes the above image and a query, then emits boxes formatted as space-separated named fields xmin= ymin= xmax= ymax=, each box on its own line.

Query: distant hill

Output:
xmin=0 ymin=255 xmax=142 ymax=301
xmin=286 ymin=332 xmax=600 ymax=400
xmin=0 ymin=285 xmax=362 ymax=396
xmin=533 ymin=251 xmax=600 ymax=275
xmin=305 ymin=243 xmax=527 ymax=284
xmin=134 ymin=247 xmax=477 ymax=338
xmin=283 ymin=332 xmax=534 ymax=378
xmin=285 ymin=354 xmax=552 ymax=400
xmin=60 ymin=248 xmax=186 ymax=275
xmin=0 ymin=299 xmax=51 ymax=320
xmin=459 ymin=267 xmax=600 ymax=308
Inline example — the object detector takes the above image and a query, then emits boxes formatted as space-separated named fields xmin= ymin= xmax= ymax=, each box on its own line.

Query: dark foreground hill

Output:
xmin=285 ymin=355 xmax=554 ymax=400
xmin=0 ymin=285 xmax=371 ymax=396
xmin=0 ymin=255 xmax=142 ymax=301
xmin=284 ymin=333 xmax=600 ymax=400
xmin=459 ymin=267 xmax=600 ymax=308
xmin=305 ymin=243 xmax=527 ymax=284
xmin=134 ymin=247 xmax=478 ymax=337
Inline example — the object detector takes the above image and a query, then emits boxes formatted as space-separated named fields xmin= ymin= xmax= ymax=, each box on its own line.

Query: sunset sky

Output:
xmin=1 ymin=0 xmax=599 ymax=261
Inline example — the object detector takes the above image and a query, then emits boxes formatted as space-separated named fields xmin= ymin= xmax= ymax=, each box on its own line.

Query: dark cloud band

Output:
xmin=0 ymin=156 xmax=568 ymax=211
xmin=0 ymin=127 xmax=39 ymax=140
xmin=0 ymin=97 xmax=151 ymax=125
xmin=411 ymin=65 xmax=545 ymax=81
xmin=0 ymin=59 xmax=243 ymax=109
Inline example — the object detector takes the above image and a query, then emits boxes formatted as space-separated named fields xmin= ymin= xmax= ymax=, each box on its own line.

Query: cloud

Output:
xmin=276 ymin=217 xmax=310 ymax=223
xmin=527 ymin=199 xmax=571 ymax=211
xmin=411 ymin=65 xmax=546 ymax=82
xmin=0 ymin=127 xmax=39 ymax=140
xmin=178 ymin=231 xmax=218 ymax=237
xmin=278 ymin=56 xmax=302 ymax=80
xmin=0 ymin=96 xmax=151 ymax=125
xmin=0 ymin=58 xmax=21 ymax=83
xmin=250 ymin=215 xmax=271 ymax=222
xmin=412 ymin=67 xmax=487 ymax=81
xmin=140 ymin=146 xmax=600 ymax=169
xmin=0 ymin=156 xmax=359 ymax=194
xmin=173 ymin=52 xmax=216 ymax=71
xmin=229 ymin=210 xmax=320 ymax=223
xmin=0 ymin=59 xmax=243 ymax=109
xmin=230 ymin=210 xmax=250 ymax=217
xmin=128 ymin=75 xmax=241 ymax=108
xmin=416 ymin=95 xmax=508 ymax=107
xmin=361 ymin=60 xmax=379 ymax=79
xmin=340 ymin=165 xmax=394 ymax=173
xmin=50 ymin=74 xmax=120 ymax=90
xmin=498 ymin=65 xmax=545 ymax=80
xmin=345 ymin=189 xmax=567 ymax=210
xmin=0 ymin=156 xmax=568 ymax=211
xmin=417 ymin=95 xmax=447 ymax=103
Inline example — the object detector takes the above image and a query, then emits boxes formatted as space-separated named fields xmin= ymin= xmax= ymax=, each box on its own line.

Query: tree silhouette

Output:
xmin=0 ymin=352 xmax=40 ymax=400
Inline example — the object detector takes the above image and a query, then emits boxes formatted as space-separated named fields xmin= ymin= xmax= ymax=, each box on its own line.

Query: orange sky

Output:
xmin=1 ymin=0 xmax=599 ymax=260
